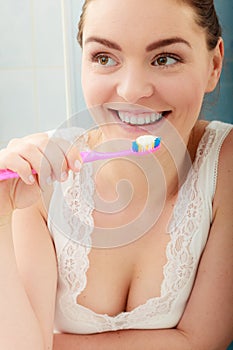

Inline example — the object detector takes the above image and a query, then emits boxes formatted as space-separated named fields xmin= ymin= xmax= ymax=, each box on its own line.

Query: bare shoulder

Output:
xmin=213 ymin=126 xmax=233 ymax=211
xmin=218 ymin=123 xmax=233 ymax=161
xmin=192 ymin=120 xmax=233 ymax=209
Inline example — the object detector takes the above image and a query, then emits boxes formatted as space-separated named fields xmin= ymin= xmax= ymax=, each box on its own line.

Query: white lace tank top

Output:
xmin=47 ymin=121 xmax=232 ymax=334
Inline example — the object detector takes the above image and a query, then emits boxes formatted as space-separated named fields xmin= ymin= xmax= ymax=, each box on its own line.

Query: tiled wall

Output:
xmin=0 ymin=1 xmax=232 ymax=151
xmin=0 ymin=0 xmax=67 ymax=149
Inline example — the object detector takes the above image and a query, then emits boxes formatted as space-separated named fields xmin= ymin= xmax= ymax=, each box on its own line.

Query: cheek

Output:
xmin=81 ymin=66 xmax=113 ymax=107
xmin=159 ymin=72 xmax=206 ymax=116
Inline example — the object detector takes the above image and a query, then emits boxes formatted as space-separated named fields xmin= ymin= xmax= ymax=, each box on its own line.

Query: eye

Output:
xmin=152 ymin=54 xmax=180 ymax=67
xmin=93 ymin=54 xmax=117 ymax=67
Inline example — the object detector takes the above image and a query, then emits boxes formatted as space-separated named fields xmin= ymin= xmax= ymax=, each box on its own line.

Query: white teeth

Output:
xmin=131 ymin=116 xmax=137 ymax=124
xmin=125 ymin=115 xmax=130 ymax=123
xmin=145 ymin=115 xmax=151 ymax=124
xmin=151 ymin=114 xmax=156 ymax=123
xmin=138 ymin=117 xmax=145 ymax=125
xmin=117 ymin=111 xmax=163 ymax=125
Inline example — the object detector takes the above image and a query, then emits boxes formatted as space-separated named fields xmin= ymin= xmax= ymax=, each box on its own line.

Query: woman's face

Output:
xmin=81 ymin=0 xmax=222 ymax=142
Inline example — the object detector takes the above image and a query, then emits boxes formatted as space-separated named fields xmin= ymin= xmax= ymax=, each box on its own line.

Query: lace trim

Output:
xmin=55 ymin=125 xmax=220 ymax=330
xmin=57 ymin=132 xmax=95 ymax=300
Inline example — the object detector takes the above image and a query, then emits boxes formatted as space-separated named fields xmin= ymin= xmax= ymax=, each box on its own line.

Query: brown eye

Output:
xmin=153 ymin=55 xmax=179 ymax=66
xmin=98 ymin=55 xmax=109 ymax=65
xmin=157 ymin=57 xmax=168 ymax=65
xmin=96 ymin=55 xmax=116 ymax=66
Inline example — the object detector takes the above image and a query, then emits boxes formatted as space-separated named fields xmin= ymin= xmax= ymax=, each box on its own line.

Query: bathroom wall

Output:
xmin=0 ymin=0 xmax=232 ymax=151
xmin=0 ymin=0 xmax=67 ymax=149
xmin=204 ymin=0 xmax=233 ymax=124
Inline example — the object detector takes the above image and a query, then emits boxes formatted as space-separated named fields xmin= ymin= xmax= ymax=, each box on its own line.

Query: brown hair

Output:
xmin=181 ymin=0 xmax=222 ymax=49
xmin=77 ymin=0 xmax=93 ymax=48
xmin=77 ymin=0 xmax=222 ymax=50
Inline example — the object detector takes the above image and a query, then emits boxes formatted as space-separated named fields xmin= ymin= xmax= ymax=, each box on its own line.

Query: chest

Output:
xmin=76 ymin=202 xmax=173 ymax=316
xmin=53 ymin=171 xmax=211 ymax=325
xmin=57 ymin=158 xmax=207 ymax=317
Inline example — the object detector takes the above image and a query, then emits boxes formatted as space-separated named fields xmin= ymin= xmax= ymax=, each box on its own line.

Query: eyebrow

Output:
xmin=146 ymin=37 xmax=192 ymax=51
xmin=84 ymin=36 xmax=192 ymax=51
xmin=84 ymin=37 xmax=122 ymax=51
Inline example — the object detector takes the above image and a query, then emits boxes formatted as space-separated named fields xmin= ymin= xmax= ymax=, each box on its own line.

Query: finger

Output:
xmin=47 ymin=137 xmax=83 ymax=174
xmin=7 ymin=137 xmax=67 ymax=186
xmin=13 ymin=142 xmax=54 ymax=187
xmin=40 ymin=138 xmax=69 ymax=182
xmin=27 ymin=132 xmax=84 ymax=173
xmin=0 ymin=149 xmax=36 ymax=185
xmin=52 ymin=138 xmax=83 ymax=173
xmin=2 ymin=139 xmax=54 ymax=188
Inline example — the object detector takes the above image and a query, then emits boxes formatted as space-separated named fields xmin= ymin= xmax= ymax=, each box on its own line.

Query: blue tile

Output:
xmin=0 ymin=69 xmax=37 ymax=141
xmin=0 ymin=1 xmax=33 ymax=67
xmin=33 ymin=0 xmax=64 ymax=67
xmin=36 ymin=68 xmax=67 ymax=131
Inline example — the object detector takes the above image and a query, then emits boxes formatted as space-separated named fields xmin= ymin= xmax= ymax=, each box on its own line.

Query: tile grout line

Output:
xmin=61 ymin=0 xmax=72 ymax=126
xmin=0 ymin=66 xmax=64 ymax=71
xmin=30 ymin=0 xmax=40 ymax=132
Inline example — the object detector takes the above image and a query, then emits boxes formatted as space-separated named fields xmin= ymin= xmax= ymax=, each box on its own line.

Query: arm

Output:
xmin=0 ymin=202 xmax=57 ymax=350
xmin=12 ymin=200 xmax=58 ymax=349
xmin=53 ymin=329 xmax=190 ymax=350
xmin=53 ymin=131 xmax=233 ymax=350
xmin=0 ymin=130 xmax=82 ymax=349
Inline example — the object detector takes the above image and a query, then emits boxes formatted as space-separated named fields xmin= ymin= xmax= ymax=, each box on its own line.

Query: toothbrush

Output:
xmin=0 ymin=135 xmax=161 ymax=181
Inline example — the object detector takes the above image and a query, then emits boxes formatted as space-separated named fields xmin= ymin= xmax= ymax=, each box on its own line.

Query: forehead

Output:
xmin=82 ymin=0 xmax=200 ymax=44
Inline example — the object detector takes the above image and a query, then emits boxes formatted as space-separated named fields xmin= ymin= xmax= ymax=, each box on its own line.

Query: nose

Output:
xmin=116 ymin=67 xmax=154 ymax=104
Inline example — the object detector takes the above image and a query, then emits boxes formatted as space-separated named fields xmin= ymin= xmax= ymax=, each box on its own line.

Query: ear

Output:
xmin=205 ymin=38 xmax=224 ymax=93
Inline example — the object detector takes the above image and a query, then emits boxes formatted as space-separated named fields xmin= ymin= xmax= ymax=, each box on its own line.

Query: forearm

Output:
xmin=53 ymin=328 xmax=191 ymax=350
xmin=0 ymin=218 xmax=45 ymax=350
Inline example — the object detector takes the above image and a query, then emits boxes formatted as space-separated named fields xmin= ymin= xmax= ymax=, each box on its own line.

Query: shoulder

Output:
xmin=213 ymin=124 xmax=233 ymax=212
xmin=218 ymin=123 xmax=233 ymax=161
xmin=190 ymin=120 xmax=233 ymax=222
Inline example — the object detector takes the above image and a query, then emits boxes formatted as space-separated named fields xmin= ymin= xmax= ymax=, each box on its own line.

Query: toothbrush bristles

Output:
xmin=132 ymin=135 xmax=161 ymax=153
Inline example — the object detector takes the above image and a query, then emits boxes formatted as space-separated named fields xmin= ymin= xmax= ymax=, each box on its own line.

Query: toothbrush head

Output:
xmin=132 ymin=135 xmax=161 ymax=153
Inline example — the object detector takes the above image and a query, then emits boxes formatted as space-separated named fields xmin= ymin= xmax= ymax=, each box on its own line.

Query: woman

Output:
xmin=0 ymin=0 xmax=232 ymax=349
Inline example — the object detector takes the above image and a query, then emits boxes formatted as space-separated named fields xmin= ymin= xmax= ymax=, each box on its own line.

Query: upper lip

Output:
xmin=116 ymin=110 xmax=163 ymax=116
xmin=103 ymin=102 xmax=161 ymax=114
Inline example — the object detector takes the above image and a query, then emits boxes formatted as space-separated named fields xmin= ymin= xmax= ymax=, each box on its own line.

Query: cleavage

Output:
xmin=76 ymin=203 xmax=173 ymax=316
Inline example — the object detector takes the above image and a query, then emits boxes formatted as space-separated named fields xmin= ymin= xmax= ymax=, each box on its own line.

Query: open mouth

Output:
xmin=115 ymin=110 xmax=170 ymax=126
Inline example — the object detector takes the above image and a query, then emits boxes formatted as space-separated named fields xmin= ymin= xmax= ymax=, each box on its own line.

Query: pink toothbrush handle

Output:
xmin=0 ymin=144 xmax=160 ymax=181
xmin=79 ymin=149 xmax=150 ymax=163
xmin=80 ymin=145 xmax=159 ymax=163
xmin=0 ymin=169 xmax=37 ymax=181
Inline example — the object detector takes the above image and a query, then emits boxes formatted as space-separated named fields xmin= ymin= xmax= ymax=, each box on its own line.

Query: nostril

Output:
xmin=116 ymin=74 xmax=154 ymax=103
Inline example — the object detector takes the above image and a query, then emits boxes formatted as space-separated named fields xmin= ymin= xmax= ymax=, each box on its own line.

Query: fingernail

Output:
xmin=29 ymin=174 xmax=35 ymax=184
xmin=61 ymin=171 xmax=67 ymax=181
xmin=46 ymin=176 xmax=53 ymax=185
xmin=74 ymin=160 xmax=82 ymax=171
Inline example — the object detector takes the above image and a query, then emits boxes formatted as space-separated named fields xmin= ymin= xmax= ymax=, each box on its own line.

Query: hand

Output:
xmin=0 ymin=132 xmax=82 ymax=216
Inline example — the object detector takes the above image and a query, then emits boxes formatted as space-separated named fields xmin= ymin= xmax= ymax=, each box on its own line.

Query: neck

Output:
xmin=93 ymin=141 xmax=191 ymax=210
xmin=90 ymin=124 xmax=193 ymax=204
